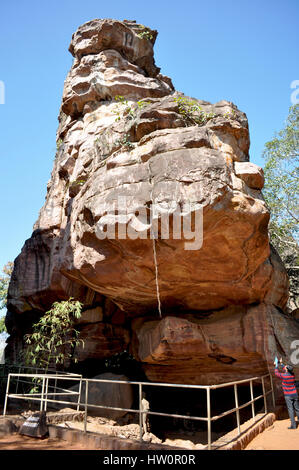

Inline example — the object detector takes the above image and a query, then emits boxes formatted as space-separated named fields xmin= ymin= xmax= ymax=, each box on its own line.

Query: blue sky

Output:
xmin=0 ymin=0 xmax=298 ymax=272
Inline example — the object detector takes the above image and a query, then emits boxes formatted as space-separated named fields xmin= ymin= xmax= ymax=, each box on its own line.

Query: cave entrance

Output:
xmin=143 ymin=382 xmax=266 ymax=443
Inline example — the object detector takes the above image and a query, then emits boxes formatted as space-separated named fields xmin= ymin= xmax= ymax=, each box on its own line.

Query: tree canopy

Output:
xmin=0 ymin=262 xmax=13 ymax=334
xmin=263 ymin=104 xmax=298 ymax=251
xmin=263 ymin=104 xmax=299 ymax=310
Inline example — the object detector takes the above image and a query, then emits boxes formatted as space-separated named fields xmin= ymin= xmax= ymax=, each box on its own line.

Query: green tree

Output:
xmin=0 ymin=317 xmax=6 ymax=334
xmin=24 ymin=298 xmax=83 ymax=371
xmin=0 ymin=262 xmax=13 ymax=310
xmin=0 ymin=262 xmax=13 ymax=334
xmin=263 ymin=104 xmax=299 ymax=309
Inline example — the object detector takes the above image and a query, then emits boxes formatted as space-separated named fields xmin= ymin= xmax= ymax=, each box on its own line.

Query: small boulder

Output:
xmin=0 ymin=419 xmax=17 ymax=436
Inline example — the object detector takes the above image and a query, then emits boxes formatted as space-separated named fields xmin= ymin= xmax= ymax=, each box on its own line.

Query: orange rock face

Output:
xmin=5 ymin=19 xmax=297 ymax=389
xmin=131 ymin=304 xmax=299 ymax=385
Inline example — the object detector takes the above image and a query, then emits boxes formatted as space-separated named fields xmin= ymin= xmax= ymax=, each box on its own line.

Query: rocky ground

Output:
xmin=1 ymin=415 xmax=298 ymax=451
xmin=1 ymin=404 xmax=298 ymax=450
xmin=0 ymin=407 xmax=218 ymax=450
xmin=55 ymin=414 xmax=209 ymax=449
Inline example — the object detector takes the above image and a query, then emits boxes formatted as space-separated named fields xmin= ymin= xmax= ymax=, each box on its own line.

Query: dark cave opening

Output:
xmin=69 ymin=354 xmax=268 ymax=442
xmin=1 ymin=346 xmax=269 ymax=446
xmin=142 ymin=382 xmax=266 ymax=441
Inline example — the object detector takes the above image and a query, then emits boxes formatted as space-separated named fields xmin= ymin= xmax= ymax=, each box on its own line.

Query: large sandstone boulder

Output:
xmin=5 ymin=19 xmax=298 ymax=392
xmin=131 ymin=303 xmax=299 ymax=388
xmin=68 ymin=373 xmax=134 ymax=419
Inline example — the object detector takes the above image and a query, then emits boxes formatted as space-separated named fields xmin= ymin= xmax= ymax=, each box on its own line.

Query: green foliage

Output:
xmin=72 ymin=179 xmax=86 ymax=187
xmin=23 ymin=298 xmax=83 ymax=371
xmin=56 ymin=138 xmax=63 ymax=150
xmin=113 ymin=95 xmax=150 ymax=122
xmin=137 ymin=25 xmax=154 ymax=41
xmin=136 ymin=100 xmax=150 ymax=110
xmin=113 ymin=95 xmax=135 ymax=121
xmin=0 ymin=317 xmax=6 ymax=334
xmin=263 ymin=104 xmax=299 ymax=252
xmin=137 ymin=30 xmax=153 ymax=41
xmin=0 ymin=262 xmax=13 ymax=335
xmin=223 ymin=109 xmax=236 ymax=119
xmin=0 ymin=262 xmax=13 ymax=311
xmin=173 ymin=96 xmax=216 ymax=126
xmin=115 ymin=133 xmax=134 ymax=151
xmin=263 ymin=104 xmax=299 ymax=309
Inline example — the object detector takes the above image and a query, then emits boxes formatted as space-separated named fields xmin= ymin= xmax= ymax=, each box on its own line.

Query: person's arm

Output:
xmin=275 ymin=367 xmax=283 ymax=379
xmin=274 ymin=358 xmax=284 ymax=378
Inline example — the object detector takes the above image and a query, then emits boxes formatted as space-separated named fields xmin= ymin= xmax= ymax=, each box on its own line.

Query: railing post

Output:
xmin=40 ymin=376 xmax=45 ymax=412
xmin=269 ymin=374 xmax=275 ymax=408
xmin=250 ymin=379 xmax=255 ymax=421
xmin=261 ymin=377 xmax=267 ymax=413
xmin=3 ymin=373 xmax=11 ymax=416
xmin=44 ymin=377 xmax=49 ymax=411
xmin=84 ymin=380 xmax=88 ymax=433
xmin=206 ymin=387 xmax=211 ymax=450
xmin=234 ymin=384 xmax=241 ymax=435
xmin=15 ymin=366 xmax=21 ymax=395
xmin=54 ymin=372 xmax=58 ymax=404
xmin=77 ymin=377 xmax=82 ymax=411
xmin=139 ymin=383 xmax=143 ymax=442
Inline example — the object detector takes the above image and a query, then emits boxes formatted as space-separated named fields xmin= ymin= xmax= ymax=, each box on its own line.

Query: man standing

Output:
xmin=274 ymin=357 xmax=299 ymax=429
xmin=141 ymin=393 xmax=150 ymax=435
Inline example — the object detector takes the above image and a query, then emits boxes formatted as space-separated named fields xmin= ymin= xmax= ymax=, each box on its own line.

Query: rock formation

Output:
xmin=5 ymin=19 xmax=299 ymax=398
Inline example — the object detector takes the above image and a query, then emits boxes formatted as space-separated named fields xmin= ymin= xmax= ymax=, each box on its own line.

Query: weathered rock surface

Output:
xmin=73 ymin=322 xmax=130 ymax=361
xmin=131 ymin=303 xmax=299 ymax=387
xmin=5 ymin=19 xmax=298 ymax=392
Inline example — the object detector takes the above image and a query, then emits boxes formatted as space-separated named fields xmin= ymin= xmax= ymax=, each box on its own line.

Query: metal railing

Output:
xmin=0 ymin=364 xmax=82 ymax=409
xmin=2 ymin=372 xmax=275 ymax=450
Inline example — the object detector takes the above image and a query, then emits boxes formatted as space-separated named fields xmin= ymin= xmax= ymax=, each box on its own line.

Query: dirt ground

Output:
xmin=245 ymin=418 xmax=299 ymax=450
xmin=54 ymin=416 xmax=209 ymax=449
xmin=1 ymin=407 xmax=298 ymax=451
xmin=0 ymin=434 xmax=89 ymax=450
xmin=0 ymin=409 xmax=217 ymax=450
xmin=1 ymin=420 xmax=298 ymax=450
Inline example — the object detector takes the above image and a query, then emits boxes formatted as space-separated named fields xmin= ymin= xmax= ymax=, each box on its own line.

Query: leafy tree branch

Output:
xmin=23 ymin=298 xmax=84 ymax=372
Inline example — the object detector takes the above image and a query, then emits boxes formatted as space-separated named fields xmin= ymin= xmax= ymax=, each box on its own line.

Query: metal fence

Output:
xmin=2 ymin=372 xmax=275 ymax=450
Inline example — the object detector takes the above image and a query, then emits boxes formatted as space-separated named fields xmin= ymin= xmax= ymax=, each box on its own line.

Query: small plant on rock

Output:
xmin=113 ymin=95 xmax=150 ymax=122
xmin=137 ymin=30 xmax=153 ymax=41
xmin=174 ymin=96 xmax=216 ymax=127
xmin=56 ymin=138 xmax=63 ymax=150
xmin=114 ymin=133 xmax=134 ymax=151
xmin=113 ymin=95 xmax=135 ymax=121
xmin=72 ymin=178 xmax=86 ymax=187
xmin=223 ymin=109 xmax=237 ymax=119
xmin=137 ymin=25 xmax=154 ymax=41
